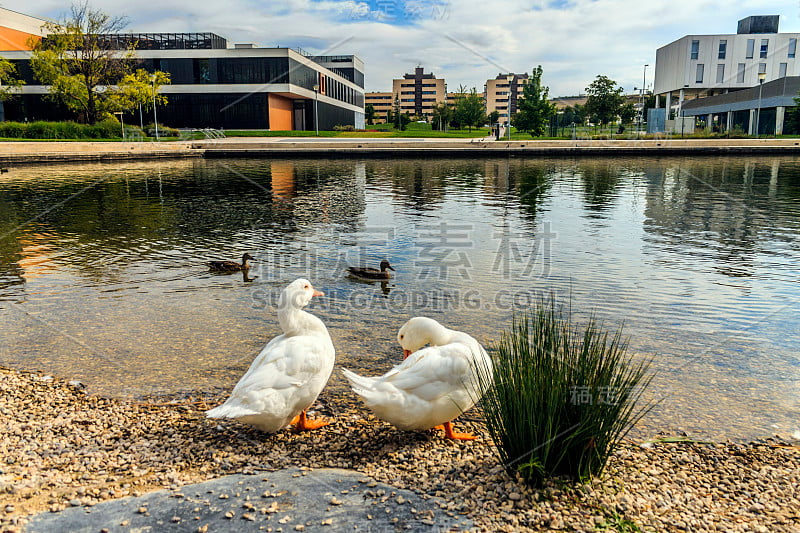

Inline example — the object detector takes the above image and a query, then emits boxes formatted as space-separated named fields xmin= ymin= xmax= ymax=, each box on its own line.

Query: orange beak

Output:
xmin=403 ymin=349 xmax=411 ymax=360
xmin=312 ymin=290 xmax=324 ymax=297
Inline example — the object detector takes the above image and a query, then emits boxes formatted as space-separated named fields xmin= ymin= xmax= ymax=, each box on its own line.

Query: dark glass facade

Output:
xmin=151 ymin=93 xmax=269 ymax=129
xmin=3 ymin=49 xmax=364 ymax=130
xmin=139 ymin=57 xmax=290 ymax=85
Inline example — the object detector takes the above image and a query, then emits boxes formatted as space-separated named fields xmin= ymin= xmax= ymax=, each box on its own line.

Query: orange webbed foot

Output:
xmin=291 ymin=410 xmax=330 ymax=431
xmin=442 ymin=421 xmax=477 ymax=441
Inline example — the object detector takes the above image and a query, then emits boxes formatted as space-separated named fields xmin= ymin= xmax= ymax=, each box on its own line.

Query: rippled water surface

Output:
xmin=1 ymin=156 xmax=798 ymax=441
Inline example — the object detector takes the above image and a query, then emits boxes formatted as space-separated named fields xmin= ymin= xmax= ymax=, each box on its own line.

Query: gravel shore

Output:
xmin=1 ymin=366 xmax=798 ymax=532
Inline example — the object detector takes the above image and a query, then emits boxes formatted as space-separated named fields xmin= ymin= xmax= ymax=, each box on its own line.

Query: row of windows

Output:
xmin=289 ymin=60 xmax=363 ymax=107
xmin=400 ymin=82 xmax=439 ymax=86
xmin=692 ymin=38 xmax=797 ymax=60
xmin=694 ymin=61 xmax=788 ymax=83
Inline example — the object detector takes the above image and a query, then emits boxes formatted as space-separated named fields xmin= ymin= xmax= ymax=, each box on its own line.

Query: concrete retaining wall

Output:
xmin=2 ymin=138 xmax=800 ymax=165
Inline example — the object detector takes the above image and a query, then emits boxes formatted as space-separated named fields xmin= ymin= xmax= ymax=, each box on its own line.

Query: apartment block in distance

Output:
xmin=0 ymin=9 xmax=365 ymax=130
xmin=653 ymin=15 xmax=799 ymax=119
xmin=485 ymin=73 xmax=528 ymax=123
xmin=393 ymin=67 xmax=446 ymax=120
xmin=364 ymin=91 xmax=393 ymax=123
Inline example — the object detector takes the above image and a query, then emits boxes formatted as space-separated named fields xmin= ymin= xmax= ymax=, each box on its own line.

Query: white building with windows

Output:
xmin=653 ymin=16 xmax=799 ymax=120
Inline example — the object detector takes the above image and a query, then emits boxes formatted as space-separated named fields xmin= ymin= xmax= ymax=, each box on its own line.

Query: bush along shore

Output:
xmin=0 ymin=366 xmax=798 ymax=532
xmin=0 ymin=120 xmax=181 ymax=140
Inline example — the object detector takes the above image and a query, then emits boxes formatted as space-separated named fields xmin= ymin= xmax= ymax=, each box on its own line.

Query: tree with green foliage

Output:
xmin=619 ymin=102 xmax=636 ymax=124
xmin=559 ymin=105 xmax=584 ymax=127
xmin=512 ymin=65 xmax=556 ymax=137
xmin=431 ymin=101 xmax=452 ymax=131
xmin=572 ymin=104 xmax=587 ymax=125
xmin=0 ymin=58 xmax=24 ymax=100
xmin=784 ymin=93 xmax=800 ymax=134
xmin=585 ymin=75 xmax=625 ymax=125
xmin=392 ymin=95 xmax=402 ymax=129
xmin=30 ymin=2 xmax=169 ymax=123
xmin=364 ymin=103 xmax=376 ymax=125
xmin=487 ymin=110 xmax=500 ymax=125
xmin=454 ymin=87 xmax=485 ymax=131
xmin=399 ymin=112 xmax=411 ymax=130
xmin=106 ymin=69 xmax=169 ymax=114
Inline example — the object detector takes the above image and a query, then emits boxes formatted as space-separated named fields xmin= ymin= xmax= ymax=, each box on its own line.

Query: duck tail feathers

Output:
xmin=341 ymin=368 xmax=376 ymax=393
xmin=206 ymin=403 xmax=258 ymax=420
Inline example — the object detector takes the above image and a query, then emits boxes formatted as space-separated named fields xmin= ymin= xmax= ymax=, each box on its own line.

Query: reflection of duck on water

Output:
xmin=380 ymin=280 xmax=392 ymax=296
xmin=208 ymin=253 xmax=255 ymax=273
xmin=347 ymin=260 xmax=395 ymax=280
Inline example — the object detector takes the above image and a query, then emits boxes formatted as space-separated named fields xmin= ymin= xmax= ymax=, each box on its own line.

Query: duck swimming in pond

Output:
xmin=347 ymin=260 xmax=395 ymax=280
xmin=208 ymin=253 xmax=255 ymax=272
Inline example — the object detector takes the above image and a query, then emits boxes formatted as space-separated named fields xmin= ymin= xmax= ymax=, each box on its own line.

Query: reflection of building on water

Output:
xmin=284 ymin=160 xmax=366 ymax=230
xmin=269 ymin=161 xmax=296 ymax=200
xmin=640 ymin=159 xmax=797 ymax=279
xmin=0 ymin=231 xmax=61 ymax=301
xmin=16 ymin=234 xmax=60 ymax=283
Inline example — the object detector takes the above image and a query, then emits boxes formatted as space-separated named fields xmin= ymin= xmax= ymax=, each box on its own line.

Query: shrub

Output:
xmin=0 ymin=121 xmax=25 ymax=138
xmin=0 ymin=120 xmax=141 ymax=139
xmin=333 ymin=124 xmax=356 ymax=131
xmin=144 ymin=123 xmax=180 ymax=138
xmin=87 ymin=118 xmax=123 ymax=138
xmin=476 ymin=296 xmax=653 ymax=487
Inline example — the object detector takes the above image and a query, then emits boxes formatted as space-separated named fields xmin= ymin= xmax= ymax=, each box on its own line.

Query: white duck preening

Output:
xmin=206 ymin=278 xmax=335 ymax=433
xmin=342 ymin=317 xmax=493 ymax=440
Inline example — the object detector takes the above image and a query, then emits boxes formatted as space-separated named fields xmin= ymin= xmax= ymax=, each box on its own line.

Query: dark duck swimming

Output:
xmin=208 ymin=253 xmax=256 ymax=272
xmin=347 ymin=260 xmax=395 ymax=280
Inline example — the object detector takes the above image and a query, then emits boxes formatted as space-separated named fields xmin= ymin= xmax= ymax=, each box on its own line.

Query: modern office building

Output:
xmin=392 ymin=67 xmax=446 ymax=120
xmin=653 ymin=15 xmax=799 ymax=122
xmin=679 ymin=75 xmax=800 ymax=135
xmin=0 ymin=7 xmax=47 ymax=50
xmin=0 ymin=10 xmax=365 ymax=130
xmin=485 ymin=73 xmax=528 ymax=123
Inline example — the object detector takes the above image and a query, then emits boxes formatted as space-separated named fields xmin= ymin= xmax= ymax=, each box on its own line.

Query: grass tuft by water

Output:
xmin=476 ymin=295 xmax=654 ymax=487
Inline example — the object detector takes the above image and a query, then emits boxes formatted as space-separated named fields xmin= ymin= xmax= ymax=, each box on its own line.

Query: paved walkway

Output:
xmin=24 ymin=467 xmax=473 ymax=533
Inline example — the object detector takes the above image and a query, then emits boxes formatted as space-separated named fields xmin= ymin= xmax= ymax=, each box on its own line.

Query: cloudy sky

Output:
xmin=6 ymin=0 xmax=800 ymax=96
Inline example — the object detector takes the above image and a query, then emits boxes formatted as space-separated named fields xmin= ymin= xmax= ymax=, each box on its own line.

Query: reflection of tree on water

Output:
xmin=367 ymin=159 xmax=485 ymax=214
xmin=510 ymin=161 xmax=554 ymax=220
xmin=0 ymin=159 xmax=369 ymax=297
xmin=576 ymin=160 xmax=623 ymax=214
xmin=0 ymin=197 xmax=25 ymax=298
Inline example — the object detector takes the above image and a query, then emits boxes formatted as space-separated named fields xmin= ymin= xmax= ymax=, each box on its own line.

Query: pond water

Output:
xmin=0 ymin=156 xmax=798 ymax=441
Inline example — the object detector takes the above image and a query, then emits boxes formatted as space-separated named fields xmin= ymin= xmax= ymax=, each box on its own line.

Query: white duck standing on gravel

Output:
xmin=206 ymin=279 xmax=335 ymax=432
xmin=342 ymin=317 xmax=492 ymax=440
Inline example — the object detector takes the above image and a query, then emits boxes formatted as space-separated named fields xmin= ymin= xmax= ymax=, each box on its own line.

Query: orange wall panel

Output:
xmin=268 ymin=94 xmax=294 ymax=131
xmin=0 ymin=26 xmax=39 ymax=51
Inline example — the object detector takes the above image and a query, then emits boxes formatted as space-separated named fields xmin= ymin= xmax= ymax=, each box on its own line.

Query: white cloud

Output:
xmin=5 ymin=0 xmax=800 ymax=95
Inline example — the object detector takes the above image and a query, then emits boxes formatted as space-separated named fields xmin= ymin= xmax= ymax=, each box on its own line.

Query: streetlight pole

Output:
xmin=151 ymin=75 xmax=160 ymax=141
xmin=639 ymin=63 xmax=648 ymax=139
xmin=755 ymin=72 xmax=766 ymax=138
xmin=312 ymin=84 xmax=319 ymax=136
xmin=506 ymin=74 xmax=513 ymax=140
xmin=114 ymin=111 xmax=124 ymax=140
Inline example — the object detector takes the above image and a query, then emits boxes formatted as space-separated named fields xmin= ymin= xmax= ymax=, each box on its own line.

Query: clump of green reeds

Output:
xmin=476 ymin=296 xmax=653 ymax=486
